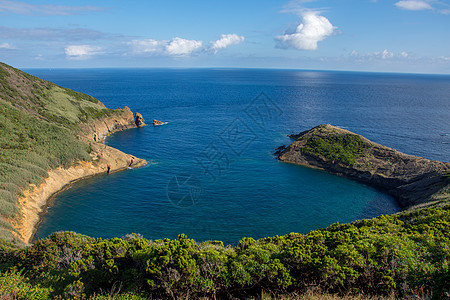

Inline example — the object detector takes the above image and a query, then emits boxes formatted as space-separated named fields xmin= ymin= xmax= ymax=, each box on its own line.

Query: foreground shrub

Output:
xmin=0 ymin=205 xmax=449 ymax=299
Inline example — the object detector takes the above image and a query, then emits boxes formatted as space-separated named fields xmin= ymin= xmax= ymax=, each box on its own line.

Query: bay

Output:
xmin=29 ymin=69 xmax=450 ymax=245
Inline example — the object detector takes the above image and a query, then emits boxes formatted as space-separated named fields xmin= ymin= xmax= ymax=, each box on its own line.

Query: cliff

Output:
xmin=0 ymin=62 xmax=147 ymax=244
xmin=14 ymin=113 xmax=147 ymax=244
xmin=277 ymin=124 xmax=450 ymax=208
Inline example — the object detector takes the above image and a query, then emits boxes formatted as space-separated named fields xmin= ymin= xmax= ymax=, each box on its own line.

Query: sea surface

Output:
xmin=28 ymin=68 xmax=450 ymax=245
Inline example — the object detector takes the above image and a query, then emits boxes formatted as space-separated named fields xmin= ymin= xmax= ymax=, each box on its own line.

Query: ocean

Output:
xmin=27 ymin=68 xmax=450 ymax=245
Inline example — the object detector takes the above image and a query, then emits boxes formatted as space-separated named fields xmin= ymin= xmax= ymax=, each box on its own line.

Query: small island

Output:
xmin=277 ymin=124 xmax=450 ymax=208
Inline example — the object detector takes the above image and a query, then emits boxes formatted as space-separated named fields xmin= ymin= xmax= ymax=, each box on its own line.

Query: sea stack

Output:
xmin=153 ymin=119 xmax=164 ymax=125
xmin=134 ymin=112 xmax=146 ymax=127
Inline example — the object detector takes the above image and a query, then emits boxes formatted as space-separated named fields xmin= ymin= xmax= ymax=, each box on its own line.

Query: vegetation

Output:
xmin=301 ymin=134 xmax=367 ymax=166
xmin=2 ymin=63 xmax=449 ymax=299
xmin=0 ymin=62 xmax=123 ymax=243
xmin=0 ymin=205 xmax=448 ymax=299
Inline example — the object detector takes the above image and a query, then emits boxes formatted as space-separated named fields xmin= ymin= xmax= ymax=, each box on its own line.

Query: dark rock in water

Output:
xmin=274 ymin=145 xmax=286 ymax=156
xmin=153 ymin=119 xmax=164 ymax=126
xmin=134 ymin=113 xmax=146 ymax=127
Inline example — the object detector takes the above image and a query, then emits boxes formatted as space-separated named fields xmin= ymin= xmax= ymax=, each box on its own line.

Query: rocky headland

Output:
xmin=277 ymin=124 xmax=450 ymax=208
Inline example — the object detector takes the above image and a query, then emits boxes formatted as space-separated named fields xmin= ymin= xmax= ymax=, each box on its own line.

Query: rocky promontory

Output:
xmin=277 ymin=124 xmax=450 ymax=208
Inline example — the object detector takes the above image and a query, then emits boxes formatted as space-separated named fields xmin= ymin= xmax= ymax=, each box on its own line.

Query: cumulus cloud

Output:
xmin=210 ymin=34 xmax=245 ymax=54
xmin=0 ymin=0 xmax=105 ymax=15
xmin=394 ymin=0 xmax=433 ymax=10
xmin=128 ymin=37 xmax=203 ymax=56
xmin=128 ymin=34 xmax=244 ymax=57
xmin=276 ymin=11 xmax=336 ymax=50
xmin=166 ymin=37 xmax=203 ymax=56
xmin=0 ymin=42 xmax=14 ymax=49
xmin=65 ymin=45 xmax=102 ymax=60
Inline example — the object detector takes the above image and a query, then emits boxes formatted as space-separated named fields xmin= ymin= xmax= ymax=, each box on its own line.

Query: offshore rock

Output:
xmin=153 ymin=119 xmax=164 ymax=126
xmin=135 ymin=112 xmax=146 ymax=127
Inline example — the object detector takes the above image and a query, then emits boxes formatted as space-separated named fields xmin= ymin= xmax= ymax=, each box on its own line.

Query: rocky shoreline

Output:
xmin=13 ymin=107 xmax=147 ymax=244
xmin=277 ymin=124 xmax=450 ymax=209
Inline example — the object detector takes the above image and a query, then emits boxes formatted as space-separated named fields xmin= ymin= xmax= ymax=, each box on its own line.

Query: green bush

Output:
xmin=0 ymin=269 xmax=51 ymax=299
xmin=0 ymin=205 xmax=448 ymax=299
xmin=302 ymin=134 xmax=367 ymax=165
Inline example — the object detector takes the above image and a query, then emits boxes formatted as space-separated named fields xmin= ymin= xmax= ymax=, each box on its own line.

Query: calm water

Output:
xmin=28 ymin=69 xmax=450 ymax=245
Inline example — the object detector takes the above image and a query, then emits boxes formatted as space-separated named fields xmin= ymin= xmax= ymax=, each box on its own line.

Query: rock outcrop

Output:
xmin=277 ymin=124 xmax=450 ymax=208
xmin=135 ymin=112 xmax=146 ymax=127
xmin=153 ymin=119 xmax=164 ymax=126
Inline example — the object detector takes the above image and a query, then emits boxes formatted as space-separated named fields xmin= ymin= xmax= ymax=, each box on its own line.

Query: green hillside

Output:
xmin=0 ymin=63 xmax=121 ymax=243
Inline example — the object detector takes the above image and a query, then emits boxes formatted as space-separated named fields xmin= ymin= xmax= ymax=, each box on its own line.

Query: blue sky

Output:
xmin=0 ymin=0 xmax=449 ymax=73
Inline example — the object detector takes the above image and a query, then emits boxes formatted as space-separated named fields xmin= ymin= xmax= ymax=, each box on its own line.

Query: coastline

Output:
xmin=12 ymin=107 xmax=147 ymax=244
xmin=278 ymin=124 xmax=450 ymax=209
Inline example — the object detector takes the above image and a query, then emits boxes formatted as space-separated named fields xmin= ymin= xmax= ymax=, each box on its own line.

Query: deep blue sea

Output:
xmin=27 ymin=68 xmax=450 ymax=245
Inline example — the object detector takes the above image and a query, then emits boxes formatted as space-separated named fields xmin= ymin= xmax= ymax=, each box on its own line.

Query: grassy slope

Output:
xmin=0 ymin=62 xmax=122 ymax=243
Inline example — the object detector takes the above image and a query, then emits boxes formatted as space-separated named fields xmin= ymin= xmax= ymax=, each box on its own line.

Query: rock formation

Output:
xmin=153 ymin=119 xmax=164 ymax=125
xmin=135 ymin=112 xmax=146 ymax=127
xmin=277 ymin=124 xmax=450 ymax=208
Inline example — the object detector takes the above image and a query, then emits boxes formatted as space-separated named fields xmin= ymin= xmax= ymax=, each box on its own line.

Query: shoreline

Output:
xmin=277 ymin=124 xmax=450 ymax=209
xmin=12 ymin=108 xmax=147 ymax=244
xmin=23 ymin=159 xmax=146 ymax=244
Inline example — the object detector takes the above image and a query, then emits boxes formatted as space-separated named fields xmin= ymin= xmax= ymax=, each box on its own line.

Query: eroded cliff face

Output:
xmin=278 ymin=124 xmax=450 ymax=208
xmin=13 ymin=107 xmax=147 ymax=244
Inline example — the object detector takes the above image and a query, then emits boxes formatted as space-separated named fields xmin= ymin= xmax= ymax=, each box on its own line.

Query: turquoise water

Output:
xmin=29 ymin=69 xmax=450 ymax=245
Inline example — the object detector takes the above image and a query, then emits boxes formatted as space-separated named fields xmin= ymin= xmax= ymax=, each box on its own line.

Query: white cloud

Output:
xmin=128 ymin=37 xmax=203 ymax=56
xmin=166 ymin=37 xmax=203 ymax=56
xmin=210 ymin=34 xmax=245 ymax=54
xmin=65 ymin=45 xmax=102 ymax=60
xmin=0 ymin=42 xmax=15 ymax=49
xmin=380 ymin=49 xmax=394 ymax=59
xmin=400 ymin=51 xmax=409 ymax=58
xmin=0 ymin=0 xmax=105 ymax=15
xmin=350 ymin=49 xmax=411 ymax=61
xmin=276 ymin=12 xmax=336 ymax=50
xmin=394 ymin=0 xmax=433 ymax=11
xmin=128 ymin=35 xmax=245 ymax=57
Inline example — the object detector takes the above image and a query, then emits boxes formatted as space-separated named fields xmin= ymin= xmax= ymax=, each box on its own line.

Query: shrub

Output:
xmin=0 ymin=205 xmax=448 ymax=299
xmin=302 ymin=134 xmax=367 ymax=166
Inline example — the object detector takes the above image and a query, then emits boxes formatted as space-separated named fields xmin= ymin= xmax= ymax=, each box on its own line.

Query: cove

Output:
xmin=31 ymin=69 xmax=450 ymax=245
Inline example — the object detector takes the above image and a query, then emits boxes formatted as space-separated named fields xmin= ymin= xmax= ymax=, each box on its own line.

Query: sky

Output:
xmin=0 ymin=0 xmax=449 ymax=73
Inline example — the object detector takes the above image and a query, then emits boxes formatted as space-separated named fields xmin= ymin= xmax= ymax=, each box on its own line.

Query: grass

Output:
xmin=0 ymin=62 xmax=126 ymax=243
xmin=301 ymin=134 xmax=367 ymax=166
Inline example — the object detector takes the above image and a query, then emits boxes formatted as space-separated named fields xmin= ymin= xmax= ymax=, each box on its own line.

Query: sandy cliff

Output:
xmin=13 ymin=107 xmax=147 ymax=244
